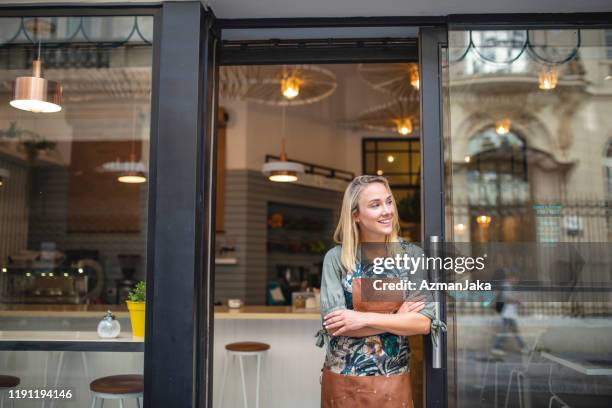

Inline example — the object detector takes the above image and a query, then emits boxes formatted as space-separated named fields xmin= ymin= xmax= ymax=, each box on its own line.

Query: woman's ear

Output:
xmin=352 ymin=212 xmax=360 ymax=224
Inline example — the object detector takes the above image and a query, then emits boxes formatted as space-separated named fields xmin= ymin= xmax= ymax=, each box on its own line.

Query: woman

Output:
xmin=315 ymin=175 xmax=443 ymax=407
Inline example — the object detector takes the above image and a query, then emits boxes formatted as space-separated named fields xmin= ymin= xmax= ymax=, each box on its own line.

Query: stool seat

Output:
xmin=90 ymin=375 xmax=144 ymax=394
xmin=225 ymin=342 xmax=270 ymax=352
xmin=0 ymin=375 xmax=19 ymax=388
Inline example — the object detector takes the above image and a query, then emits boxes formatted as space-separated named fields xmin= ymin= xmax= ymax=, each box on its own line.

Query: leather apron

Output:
xmin=320 ymin=277 xmax=413 ymax=408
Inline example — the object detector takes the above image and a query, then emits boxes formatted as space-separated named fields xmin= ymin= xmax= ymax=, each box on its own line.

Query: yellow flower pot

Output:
xmin=126 ymin=301 xmax=146 ymax=338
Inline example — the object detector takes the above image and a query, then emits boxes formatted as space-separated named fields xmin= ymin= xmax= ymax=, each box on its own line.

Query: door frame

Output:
xmin=214 ymin=21 xmax=449 ymax=408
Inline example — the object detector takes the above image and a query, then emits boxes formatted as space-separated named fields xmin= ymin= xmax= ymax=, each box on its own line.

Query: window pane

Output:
xmin=446 ymin=28 xmax=612 ymax=408
xmin=0 ymin=15 xmax=153 ymax=408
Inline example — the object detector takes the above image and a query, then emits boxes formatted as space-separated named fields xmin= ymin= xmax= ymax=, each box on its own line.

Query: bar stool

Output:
xmin=89 ymin=374 xmax=143 ymax=408
xmin=217 ymin=342 xmax=270 ymax=408
xmin=0 ymin=375 xmax=20 ymax=408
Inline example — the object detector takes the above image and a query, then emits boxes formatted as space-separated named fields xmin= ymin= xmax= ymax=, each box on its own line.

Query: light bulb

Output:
xmin=269 ymin=173 xmax=298 ymax=182
xmin=281 ymin=77 xmax=301 ymax=99
xmin=387 ymin=155 xmax=395 ymax=163
xmin=396 ymin=118 xmax=413 ymax=135
xmin=538 ymin=68 xmax=558 ymax=90
xmin=476 ymin=215 xmax=491 ymax=225
xmin=495 ymin=119 xmax=511 ymax=135
xmin=409 ymin=66 xmax=420 ymax=90
xmin=118 ymin=172 xmax=147 ymax=184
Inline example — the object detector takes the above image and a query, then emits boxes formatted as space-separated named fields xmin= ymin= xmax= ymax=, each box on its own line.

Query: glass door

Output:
xmin=444 ymin=25 xmax=612 ymax=408
xmin=419 ymin=26 xmax=449 ymax=408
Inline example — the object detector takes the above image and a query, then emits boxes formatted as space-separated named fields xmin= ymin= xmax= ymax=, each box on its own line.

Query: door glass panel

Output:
xmin=446 ymin=28 xmax=612 ymax=408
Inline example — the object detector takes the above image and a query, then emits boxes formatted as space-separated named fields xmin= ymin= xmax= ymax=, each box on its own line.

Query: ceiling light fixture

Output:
xmin=538 ymin=67 xmax=558 ymax=90
xmin=281 ymin=76 xmax=302 ymax=99
xmin=262 ymin=138 xmax=305 ymax=182
xmin=476 ymin=214 xmax=492 ymax=225
xmin=261 ymin=106 xmax=304 ymax=182
xmin=495 ymin=118 xmax=511 ymax=135
xmin=409 ymin=65 xmax=420 ymax=90
xmin=10 ymin=19 xmax=62 ymax=113
xmin=118 ymin=106 xmax=146 ymax=184
xmin=395 ymin=118 xmax=413 ymax=136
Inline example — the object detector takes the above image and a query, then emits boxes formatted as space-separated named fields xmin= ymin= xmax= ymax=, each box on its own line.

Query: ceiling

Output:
xmin=207 ymin=0 xmax=612 ymax=19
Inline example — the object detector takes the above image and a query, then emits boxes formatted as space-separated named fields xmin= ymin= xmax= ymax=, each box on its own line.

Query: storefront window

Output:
xmin=0 ymin=14 xmax=153 ymax=407
xmin=446 ymin=27 xmax=612 ymax=407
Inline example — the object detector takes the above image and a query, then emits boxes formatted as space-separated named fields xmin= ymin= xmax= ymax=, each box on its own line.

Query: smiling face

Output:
xmin=353 ymin=182 xmax=396 ymax=242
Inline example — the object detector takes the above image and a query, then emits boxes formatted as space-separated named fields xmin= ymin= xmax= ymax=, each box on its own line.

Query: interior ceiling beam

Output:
xmin=220 ymin=37 xmax=418 ymax=65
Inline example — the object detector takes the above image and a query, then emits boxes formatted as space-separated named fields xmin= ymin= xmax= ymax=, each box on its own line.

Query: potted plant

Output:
xmin=126 ymin=281 xmax=146 ymax=338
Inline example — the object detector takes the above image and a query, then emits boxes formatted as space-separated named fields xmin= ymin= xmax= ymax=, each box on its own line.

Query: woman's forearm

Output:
xmin=327 ymin=326 xmax=385 ymax=337
xmin=363 ymin=312 xmax=431 ymax=336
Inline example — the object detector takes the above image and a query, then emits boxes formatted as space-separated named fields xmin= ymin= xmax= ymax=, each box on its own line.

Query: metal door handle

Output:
xmin=428 ymin=235 xmax=443 ymax=369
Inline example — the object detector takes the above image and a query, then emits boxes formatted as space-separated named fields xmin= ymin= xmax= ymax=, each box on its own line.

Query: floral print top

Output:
xmin=316 ymin=240 xmax=437 ymax=377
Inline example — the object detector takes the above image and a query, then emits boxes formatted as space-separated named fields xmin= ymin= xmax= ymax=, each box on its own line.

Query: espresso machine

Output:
xmin=0 ymin=249 xmax=103 ymax=304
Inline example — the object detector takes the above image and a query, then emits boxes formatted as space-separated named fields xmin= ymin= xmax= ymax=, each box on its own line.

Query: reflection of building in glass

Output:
xmin=448 ymin=29 xmax=612 ymax=243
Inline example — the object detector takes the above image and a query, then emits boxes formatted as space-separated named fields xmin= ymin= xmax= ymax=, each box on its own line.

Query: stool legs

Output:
xmin=217 ymin=352 xmax=231 ymax=408
xmin=255 ymin=354 xmax=262 ymax=408
xmin=90 ymin=393 xmax=141 ymax=408
xmin=218 ymin=351 xmax=266 ymax=408
xmin=238 ymin=355 xmax=248 ymax=408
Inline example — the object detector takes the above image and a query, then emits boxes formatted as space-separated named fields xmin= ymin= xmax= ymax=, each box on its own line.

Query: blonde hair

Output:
xmin=333 ymin=175 xmax=401 ymax=272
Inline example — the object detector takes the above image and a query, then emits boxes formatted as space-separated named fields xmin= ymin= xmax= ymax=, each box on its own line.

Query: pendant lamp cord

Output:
xmin=281 ymin=105 xmax=287 ymax=157
xmin=130 ymin=103 xmax=137 ymax=161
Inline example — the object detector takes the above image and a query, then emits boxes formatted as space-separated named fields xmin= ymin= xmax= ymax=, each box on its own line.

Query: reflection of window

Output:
xmin=362 ymin=138 xmax=420 ymax=239
xmin=465 ymin=128 xmax=529 ymax=206
xmin=466 ymin=31 xmax=529 ymax=75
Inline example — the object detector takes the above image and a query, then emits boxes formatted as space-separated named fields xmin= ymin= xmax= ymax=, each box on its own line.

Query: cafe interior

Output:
xmin=0 ymin=15 xmax=425 ymax=408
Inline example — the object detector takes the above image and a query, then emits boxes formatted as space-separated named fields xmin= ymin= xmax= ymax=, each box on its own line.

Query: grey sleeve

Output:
xmin=403 ymin=244 xmax=436 ymax=320
xmin=403 ymin=243 xmax=447 ymax=344
xmin=319 ymin=247 xmax=347 ymax=318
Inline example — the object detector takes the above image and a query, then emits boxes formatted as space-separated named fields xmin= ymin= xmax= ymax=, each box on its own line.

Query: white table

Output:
xmin=0 ymin=331 xmax=144 ymax=408
xmin=541 ymin=352 xmax=612 ymax=408
xmin=541 ymin=352 xmax=612 ymax=376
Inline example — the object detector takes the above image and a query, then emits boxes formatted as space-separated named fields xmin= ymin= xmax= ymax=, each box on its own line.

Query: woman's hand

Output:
xmin=397 ymin=298 xmax=426 ymax=314
xmin=323 ymin=310 xmax=371 ymax=336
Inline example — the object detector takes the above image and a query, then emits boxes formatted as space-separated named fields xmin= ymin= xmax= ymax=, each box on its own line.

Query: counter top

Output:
xmin=0 ymin=305 xmax=321 ymax=320
xmin=215 ymin=306 xmax=320 ymax=320
xmin=0 ymin=330 xmax=143 ymax=352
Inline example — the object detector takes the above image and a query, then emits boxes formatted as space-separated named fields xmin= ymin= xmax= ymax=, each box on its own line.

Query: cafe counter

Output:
xmin=0 ymin=304 xmax=321 ymax=319
xmin=0 ymin=304 xmax=324 ymax=408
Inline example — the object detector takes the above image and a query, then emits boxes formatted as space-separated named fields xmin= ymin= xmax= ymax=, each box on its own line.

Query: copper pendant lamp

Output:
xmin=261 ymin=106 xmax=304 ymax=182
xmin=10 ymin=19 xmax=62 ymax=113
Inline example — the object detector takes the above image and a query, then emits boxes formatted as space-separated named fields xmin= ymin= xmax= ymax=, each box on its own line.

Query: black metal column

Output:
xmin=419 ymin=26 xmax=448 ymax=408
xmin=144 ymin=2 xmax=214 ymax=407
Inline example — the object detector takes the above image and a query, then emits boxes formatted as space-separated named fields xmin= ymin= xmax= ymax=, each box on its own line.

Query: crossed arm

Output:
xmin=323 ymin=300 xmax=431 ymax=338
